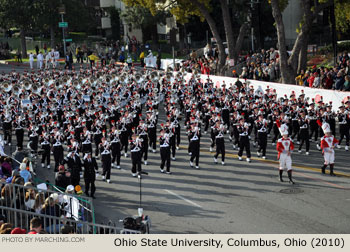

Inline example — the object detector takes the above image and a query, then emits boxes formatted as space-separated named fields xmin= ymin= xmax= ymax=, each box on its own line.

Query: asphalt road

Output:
xmin=1 ymin=63 xmax=350 ymax=234
xmin=87 ymin=106 xmax=350 ymax=234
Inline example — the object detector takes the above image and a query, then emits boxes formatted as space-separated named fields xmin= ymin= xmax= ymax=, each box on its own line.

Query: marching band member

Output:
xmin=110 ymin=125 xmax=121 ymax=169
xmin=137 ymin=119 xmax=148 ymax=165
xmin=13 ymin=115 xmax=25 ymax=148
xmin=40 ymin=131 xmax=51 ymax=169
xmin=2 ymin=111 xmax=12 ymax=146
xmin=83 ymin=152 xmax=98 ymax=199
xmin=159 ymin=128 xmax=171 ymax=174
xmin=28 ymin=123 xmax=39 ymax=159
xmin=255 ymin=114 xmax=268 ymax=159
xmin=213 ymin=122 xmax=226 ymax=165
xmin=188 ymin=123 xmax=201 ymax=169
xmin=237 ymin=117 xmax=251 ymax=162
xmin=276 ymin=121 xmax=295 ymax=184
xmin=99 ymin=137 xmax=112 ymax=183
xmin=81 ymin=127 xmax=93 ymax=154
xmin=63 ymin=147 xmax=82 ymax=187
xmin=318 ymin=120 xmax=339 ymax=176
xmin=92 ymin=120 xmax=103 ymax=157
xmin=119 ymin=115 xmax=129 ymax=157
xmin=337 ymin=105 xmax=349 ymax=151
xmin=52 ymin=129 xmax=64 ymax=171
xmin=146 ymin=110 xmax=157 ymax=153
xmin=130 ymin=133 xmax=143 ymax=177
xmin=298 ymin=110 xmax=310 ymax=155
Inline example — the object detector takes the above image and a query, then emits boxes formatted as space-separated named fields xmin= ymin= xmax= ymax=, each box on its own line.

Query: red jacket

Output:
xmin=276 ymin=137 xmax=294 ymax=160
xmin=320 ymin=135 xmax=338 ymax=154
xmin=307 ymin=76 xmax=315 ymax=87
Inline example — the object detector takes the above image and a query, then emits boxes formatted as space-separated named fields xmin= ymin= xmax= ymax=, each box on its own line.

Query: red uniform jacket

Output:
xmin=276 ymin=137 xmax=294 ymax=160
xmin=320 ymin=135 xmax=338 ymax=154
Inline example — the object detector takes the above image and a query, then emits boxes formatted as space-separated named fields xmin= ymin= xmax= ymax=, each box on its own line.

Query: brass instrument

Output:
xmin=2 ymin=82 xmax=12 ymax=92
xmin=134 ymin=73 xmax=143 ymax=83
xmin=12 ymin=84 xmax=21 ymax=96
xmin=150 ymin=72 xmax=159 ymax=82
xmin=165 ymin=72 xmax=173 ymax=82
xmin=73 ymin=79 xmax=81 ymax=90
xmin=32 ymin=84 xmax=41 ymax=94
xmin=22 ymin=80 xmax=32 ymax=90
xmin=105 ymin=75 xmax=112 ymax=83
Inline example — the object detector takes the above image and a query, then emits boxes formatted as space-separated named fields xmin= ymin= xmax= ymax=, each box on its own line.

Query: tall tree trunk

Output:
xmin=50 ymin=25 xmax=55 ymax=49
xmin=271 ymin=0 xmax=329 ymax=83
xmin=220 ymin=0 xmax=235 ymax=59
xmin=287 ymin=0 xmax=312 ymax=72
xmin=298 ymin=33 xmax=309 ymax=74
xmin=20 ymin=29 xmax=27 ymax=58
xmin=192 ymin=0 xmax=226 ymax=74
xmin=270 ymin=0 xmax=294 ymax=84
xmin=233 ymin=23 xmax=248 ymax=64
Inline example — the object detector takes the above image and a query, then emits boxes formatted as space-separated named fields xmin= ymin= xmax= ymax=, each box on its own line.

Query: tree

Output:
xmin=35 ymin=0 xmax=95 ymax=49
xmin=270 ymin=0 xmax=333 ymax=84
xmin=109 ymin=8 xmax=121 ymax=41
xmin=121 ymin=5 xmax=169 ymax=44
xmin=0 ymin=0 xmax=39 ymax=58
xmin=166 ymin=0 xmax=248 ymax=73
xmin=334 ymin=0 xmax=350 ymax=34
xmin=122 ymin=0 xmax=249 ymax=74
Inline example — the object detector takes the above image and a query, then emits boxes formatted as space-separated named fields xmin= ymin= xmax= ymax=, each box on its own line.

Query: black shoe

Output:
xmin=85 ymin=192 xmax=90 ymax=197
xmin=330 ymin=172 xmax=336 ymax=176
xmin=279 ymin=177 xmax=284 ymax=182
xmin=289 ymin=180 xmax=295 ymax=184
xmin=91 ymin=195 xmax=96 ymax=199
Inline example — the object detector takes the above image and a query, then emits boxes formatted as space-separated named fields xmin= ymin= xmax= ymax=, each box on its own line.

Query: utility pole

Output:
xmin=59 ymin=1 xmax=67 ymax=56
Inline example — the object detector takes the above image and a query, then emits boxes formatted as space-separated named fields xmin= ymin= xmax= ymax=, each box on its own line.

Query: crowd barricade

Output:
xmin=0 ymin=205 xmax=119 ymax=234
xmin=184 ymin=73 xmax=350 ymax=111
xmin=0 ymin=181 xmax=97 ymax=231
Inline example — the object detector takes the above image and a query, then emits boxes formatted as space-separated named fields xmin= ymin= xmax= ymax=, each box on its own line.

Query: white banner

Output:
xmin=161 ymin=58 xmax=183 ymax=71
xmin=185 ymin=73 xmax=350 ymax=111
xmin=145 ymin=56 xmax=157 ymax=68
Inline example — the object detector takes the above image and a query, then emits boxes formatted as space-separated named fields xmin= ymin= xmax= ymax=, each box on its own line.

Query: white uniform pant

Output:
xmin=37 ymin=60 xmax=43 ymax=69
xmin=323 ymin=151 xmax=335 ymax=165
xmin=29 ymin=60 xmax=34 ymax=69
xmin=279 ymin=153 xmax=292 ymax=171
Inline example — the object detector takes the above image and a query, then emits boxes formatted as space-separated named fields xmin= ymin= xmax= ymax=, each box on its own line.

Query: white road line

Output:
xmin=164 ymin=189 xmax=202 ymax=208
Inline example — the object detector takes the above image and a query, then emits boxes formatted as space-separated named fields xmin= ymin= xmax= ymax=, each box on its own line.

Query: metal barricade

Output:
xmin=0 ymin=181 xmax=94 ymax=228
xmin=0 ymin=205 xmax=120 ymax=234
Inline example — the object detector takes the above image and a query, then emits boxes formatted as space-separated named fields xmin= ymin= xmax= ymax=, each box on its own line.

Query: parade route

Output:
xmin=1 ymin=64 xmax=350 ymax=234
